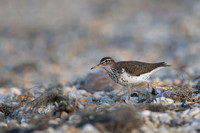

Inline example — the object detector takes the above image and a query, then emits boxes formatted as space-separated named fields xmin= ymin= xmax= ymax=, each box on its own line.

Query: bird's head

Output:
xmin=91 ymin=57 xmax=115 ymax=70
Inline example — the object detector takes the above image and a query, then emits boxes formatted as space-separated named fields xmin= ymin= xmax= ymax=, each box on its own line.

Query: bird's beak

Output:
xmin=91 ymin=63 xmax=102 ymax=70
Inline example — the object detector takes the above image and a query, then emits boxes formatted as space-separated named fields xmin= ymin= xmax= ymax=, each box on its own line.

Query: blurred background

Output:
xmin=0 ymin=0 xmax=200 ymax=88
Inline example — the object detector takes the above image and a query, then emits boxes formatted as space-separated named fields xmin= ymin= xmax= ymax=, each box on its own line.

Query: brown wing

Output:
xmin=115 ymin=61 xmax=169 ymax=76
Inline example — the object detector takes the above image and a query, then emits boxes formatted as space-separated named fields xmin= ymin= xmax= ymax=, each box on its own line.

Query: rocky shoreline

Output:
xmin=0 ymin=71 xmax=199 ymax=133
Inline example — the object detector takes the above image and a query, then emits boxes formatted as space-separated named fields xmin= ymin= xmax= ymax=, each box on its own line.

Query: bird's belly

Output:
xmin=118 ymin=72 xmax=150 ymax=86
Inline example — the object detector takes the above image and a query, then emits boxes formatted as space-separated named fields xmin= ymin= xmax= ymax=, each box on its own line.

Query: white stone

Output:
xmin=48 ymin=120 xmax=59 ymax=125
xmin=183 ymin=109 xmax=190 ymax=115
xmin=63 ymin=87 xmax=72 ymax=95
xmin=69 ymin=115 xmax=81 ymax=124
xmin=81 ymin=124 xmax=100 ymax=133
xmin=159 ymin=114 xmax=171 ymax=123
xmin=152 ymin=97 xmax=174 ymax=105
xmin=0 ymin=122 xmax=7 ymax=127
xmin=139 ymin=110 xmax=151 ymax=117
xmin=194 ymin=103 xmax=200 ymax=108
xmin=61 ymin=112 xmax=68 ymax=119
xmin=92 ymin=91 xmax=104 ymax=101
xmin=188 ymin=107 xmax=200 ymax=116
xmin=10 ymin=87 xmax=21 ymax=95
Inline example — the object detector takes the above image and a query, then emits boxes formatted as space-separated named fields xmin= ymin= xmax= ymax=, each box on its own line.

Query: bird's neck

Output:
xmin=103 ymin=65 xmax=114 ymax=73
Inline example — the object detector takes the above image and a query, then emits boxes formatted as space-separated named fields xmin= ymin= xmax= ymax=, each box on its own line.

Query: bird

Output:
xmin=91 ymin=57 xmax=170 ymax=100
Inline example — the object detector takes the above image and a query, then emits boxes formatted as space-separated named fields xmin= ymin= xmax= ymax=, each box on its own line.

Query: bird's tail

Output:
xmin=156 ymin=62 xmax=171 ymax=67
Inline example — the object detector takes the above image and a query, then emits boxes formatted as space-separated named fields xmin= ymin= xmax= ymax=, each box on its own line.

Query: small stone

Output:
xmin=173 ymin=102 xmax=182 ymax=106
xmin=174 ymin=80 xmax=181 ymax=86
xmin=61 ymin=112 xmax=68 ymax=119
xmin=21 ymin=123 xmax=30 ymax=128
xmin=46 ymin=127 xmax=55 ymax=133
xmin=63 ymin=87 xmax=72 ymax=95
xmin=11 ymin=87 xmax=21 ymax=95
xmin=0 ymin=112 xmax=5 ymax=121
xmin=171 ymin=118 xmax=180 ymax=125
xmin=188 ymin=107 xmax=200 ymax=116
xmin=48 ymin=120 xmax=59 ymax=125
xmin=79 ymin=97 xmax=89 ymax=103
xmin=82 ymin=124 xmax=100 ymax=133
xmin=92 ymin=91 xmax=104 ymax=101
xmin=0 ymin=88 xmax=8 ymax=93
xmin=182 ymin=109 xmax=190 ymax=115
xmin=152 ymin=97 xmax=174 ymax=105
xmin=140 ymin=110 xmax=151 ymax=117
xmin=78 ymin=90 xmax=90 ymax=96
xmin=111 ymin=90 xmax=124 ymax=96
xmin=124 ymin=96 xmax=138 ymax=105
xmin=100 ymin=96 xmax=113 ymax=104
xmin=0 ymin=122 xmax=7 ymax=127
xmin=159 ymin=114 xmax=171 ymax=124
xmin=7 ymin=120 xmax=19 ymax=128
xmin=194 ymin=103 xmax=200 ymax=108
xmin=69 ymin=115 xmax=81 ymax=124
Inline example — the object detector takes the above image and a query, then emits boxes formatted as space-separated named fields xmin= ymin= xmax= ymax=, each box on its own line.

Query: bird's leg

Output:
xmin=147 ymin=83 xmax=151 ymax=93
xmin=147 ymin=82 xmax=153 ymax=101
xmin=128 ymin=85 xmax=131 ymax=100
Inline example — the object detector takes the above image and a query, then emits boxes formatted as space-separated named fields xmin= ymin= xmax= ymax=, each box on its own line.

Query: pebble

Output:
xmin=125 ymin=97 xmax=138 ymax=105
xmin=11 ymin=87 xmax=21 ymax=95
xmin=69 ymin=115 xmax=81 ymax=124
xmin=100 ymin=96 xmax=114 ymax=104
xmin=0 ymin=122 xmax=7 ymax=127
xmin=152 ymin=97 xmax=174 ymax=105
xmin=48 ymin=120 xmax=59 ymax=125
xmin=46 ymin=127 xmax=55 ymax=133
xmin=81 ymin=124 xmax=100 ymax=133
xmin=21 ymin=123 xmax=30 ymax=128
xmin=159 ymin=114 xmax=171 ymax=124
xmin=0 ymin=112 xmax=5 ymax=121
xmin=139 ymin=110 xmax=151 ymax=117
xmin=92 ymin=91 xmax=104 ymax=101
xmin=63 ymin=87 xmax=72 ymax=95
xmin=174 ymin=80 xmax=181 ymax=86
xmin=194 ymin=103 xmax=200 ymax=108
xmin=188 ymin=107 xmax=200 ymax=116
xmin=61 ymin=112 xmax=69 ymax=119
xmin=171 ymin=118 xmax=181 ymax=125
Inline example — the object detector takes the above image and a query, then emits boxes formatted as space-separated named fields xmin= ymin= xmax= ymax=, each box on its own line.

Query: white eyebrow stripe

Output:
xmin=105 ymin=58 xmax=113 ymax=61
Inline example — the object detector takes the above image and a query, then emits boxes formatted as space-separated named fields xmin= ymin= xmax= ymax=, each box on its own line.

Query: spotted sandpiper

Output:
xmin=91 ymin=57 xmax=170 ymax=99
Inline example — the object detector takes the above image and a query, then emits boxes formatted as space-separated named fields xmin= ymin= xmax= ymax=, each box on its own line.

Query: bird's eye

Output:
xmin=105 ymin=60 xmax=108 ymax=63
